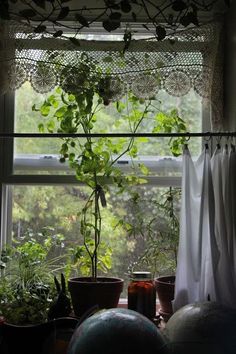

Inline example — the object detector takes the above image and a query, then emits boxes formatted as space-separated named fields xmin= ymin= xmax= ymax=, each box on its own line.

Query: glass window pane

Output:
xmin=12 ymin=185 xmax=180 ymax=296
xmin=14 ymin=83 xmax=202 ymax=175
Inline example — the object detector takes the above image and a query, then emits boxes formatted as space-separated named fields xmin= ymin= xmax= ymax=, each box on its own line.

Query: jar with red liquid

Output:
xmin=128 ymin=271 xmax=156 ymax=320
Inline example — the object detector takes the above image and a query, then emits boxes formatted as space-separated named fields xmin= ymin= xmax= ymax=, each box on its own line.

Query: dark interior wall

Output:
xmin=224 ymin=2 xmax=236 ymax=131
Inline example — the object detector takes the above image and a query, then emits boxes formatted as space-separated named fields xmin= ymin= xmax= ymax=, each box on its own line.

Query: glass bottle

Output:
xmin=128 ymin=271 xmax=156 ymax=320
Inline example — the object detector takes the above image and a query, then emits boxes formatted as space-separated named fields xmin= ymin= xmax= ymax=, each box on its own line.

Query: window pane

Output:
xmin=14 ymin=82 xmax=202 ymax=175
xmin=12 ymin=185 xmax=180 ymax=296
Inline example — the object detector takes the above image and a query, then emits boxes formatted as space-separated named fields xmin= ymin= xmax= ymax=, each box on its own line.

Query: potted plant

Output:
xmin=33 ymin=45 xmax=189 ymax=316
xmin=153 ymin=187 xmax=180 ymax=321
xmin=127 ymin=187 xmax=180 ymax=321
xmin=0 ymin=227 xmax=77 ymax=354
xmin=33 ymin=58 xmax=153 ymax=317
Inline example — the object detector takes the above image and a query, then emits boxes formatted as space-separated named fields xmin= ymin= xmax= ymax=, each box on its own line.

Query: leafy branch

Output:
xmin=1 ymin=0 xmax=230 ymax=43
xmin=127 ymin=187 xmax=181 ymax=276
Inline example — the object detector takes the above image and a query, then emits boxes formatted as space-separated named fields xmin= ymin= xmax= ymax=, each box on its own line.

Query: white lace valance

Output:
xmin=0 ymin=20 xmax=223 ymax=130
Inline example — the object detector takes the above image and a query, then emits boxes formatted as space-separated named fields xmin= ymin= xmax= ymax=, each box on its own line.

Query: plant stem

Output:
xmin=111 ymin=101 xmax=151 ymax=166
xmin=93 ymin=186 xmax=100 ymax=281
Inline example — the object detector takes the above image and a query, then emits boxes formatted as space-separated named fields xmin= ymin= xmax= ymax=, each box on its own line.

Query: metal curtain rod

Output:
xmin=0 ymin=132 xmax=236 ymax=138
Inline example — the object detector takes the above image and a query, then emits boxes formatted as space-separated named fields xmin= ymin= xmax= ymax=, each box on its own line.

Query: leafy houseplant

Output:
xmin=0 ymin=227 xmax=65 ymax=325
xmin=125 ymin=187 xmax=180 ymax=321
xmin=0 ymin=227 xmax=75 ymax=354
xmin=34 ymin=58 xmax=154 ymax=315
xmin=153 ymin=187 xmax=180 ymax=321
xmin=34 ymin=52 xmax=188 ymax=315
xmin=131 ymin=187 xmax=180 ymax=274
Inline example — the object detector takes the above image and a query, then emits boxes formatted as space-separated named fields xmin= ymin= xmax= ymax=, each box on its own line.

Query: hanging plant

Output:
xmin=1 ymin=0 xmax=230 ymax=42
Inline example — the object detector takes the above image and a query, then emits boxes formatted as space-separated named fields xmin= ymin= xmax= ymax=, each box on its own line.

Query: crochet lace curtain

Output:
xmin=0 ymin=20 xmax=223 ymax=130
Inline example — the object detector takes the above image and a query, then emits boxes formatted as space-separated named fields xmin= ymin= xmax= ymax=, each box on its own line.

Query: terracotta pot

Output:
xmin=155 ymin=275 xmax=175 ymax=322
xmin=0 ymin=317 xmax=78 ymax=354
xmin=68 ymin=276 xmax=124 ymax=317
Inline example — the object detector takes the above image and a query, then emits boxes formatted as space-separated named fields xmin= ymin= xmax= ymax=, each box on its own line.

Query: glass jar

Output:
xmin=128 ymin=271 xmax=156 ymax=320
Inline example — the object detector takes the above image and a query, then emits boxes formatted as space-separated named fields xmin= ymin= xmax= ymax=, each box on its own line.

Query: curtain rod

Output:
xmin=0 ymin=132 xmax=236 ymax=138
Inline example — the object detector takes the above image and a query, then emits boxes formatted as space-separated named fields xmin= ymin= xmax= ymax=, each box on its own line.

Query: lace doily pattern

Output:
xmin=164 ymin=70 xmax=191 ymax=97
xmin=194 ymin=71 xmax=212 ymax=98
xmin=30 ymin=65 xmax=58 ymax=93
xmin=8 ymin=63 xmax=27 ymax=90
xmin=60 ymin=67 xmax=86 ymax=95
xmin=0 ymin=20 xmax=223 ymax=131
xmin=105 ymin=77 xmax=125 ymax=102
xmin=131 ymin=74 xmax=160 ymax=99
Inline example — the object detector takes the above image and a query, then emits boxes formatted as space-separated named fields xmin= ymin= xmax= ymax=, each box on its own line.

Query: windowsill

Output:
xmin=117 ymin=298 xmax=166 ymax=329
xmin=118 ymin=298 xmax=161 ymax=312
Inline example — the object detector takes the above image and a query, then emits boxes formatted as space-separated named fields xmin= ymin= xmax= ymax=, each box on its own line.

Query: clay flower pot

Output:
xmin=0 ymin=317 xmax=78 ymax=354
xmin=68 ymin=276 xmax=124 ymax=317
xmin=155 ymin=275 xmax=175 ymax=322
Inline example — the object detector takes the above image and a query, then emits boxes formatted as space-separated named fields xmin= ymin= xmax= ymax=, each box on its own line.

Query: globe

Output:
xmin=164 ymin=301 xmax=236 ymax=354
xmin=67 ymin=308 xmax=169 ymax=354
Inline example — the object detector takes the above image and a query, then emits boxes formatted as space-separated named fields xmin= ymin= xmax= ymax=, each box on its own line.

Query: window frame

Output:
xmin=0 ymin=30 xmax=212 ymax=246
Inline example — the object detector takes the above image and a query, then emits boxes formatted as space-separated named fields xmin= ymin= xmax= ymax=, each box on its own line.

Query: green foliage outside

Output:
xmin=125 ymin=187 xmax=180 ymax=275
xmin=32 ymin=81 xmax=154 ymax=280
xmin=15 ymin=82 xmax=201 ymax=157
xmin=11 ymin=74 xmax=203 ymax=293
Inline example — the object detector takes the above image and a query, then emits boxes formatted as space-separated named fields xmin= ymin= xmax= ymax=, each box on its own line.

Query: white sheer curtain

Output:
xmin=173 ymin=143 xmax=236 ymax=311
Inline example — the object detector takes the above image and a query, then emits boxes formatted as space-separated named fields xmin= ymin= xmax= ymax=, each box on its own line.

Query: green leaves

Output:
xmin=46 ymin=120 xmax=55 ymax=133
xmin=138 ymin=163 xmax=149 ymax=176
xmin=69 ymin=37 xmax=80 ymax=47
xmin=53 ymin=30 xmax=63 ymax=38
xmin=75 ymin=13 xmax=89 ymax=27
xmin=169 ymin=137 xmax=185 ymax=156
xmin=71 ymin=241 xmax=112 ymax=276
xmin=3 ymin=0 xmax=227 ymax=43
xmin=57 ymin=6 xmax=69 ymax=20
xmin=120 ymin=0 xmax=132 ymax=13
xmin=38 ymin=123 xmax=45 ymax=133
xmin=55 ymin=106 xmax=67 ymax=118
xmin=0 ymin=227 xmax=66 ymax=325
xmin=155 ymin=26 xmax=166 ymax=41
xmin=180 ymin=11 xmax=199 ymax=27
xmin=153 ymin=109 xmax=187 ymax=156
xmin=34 ymin=25 xmax=47 ymax=33
xmin=103 ymin=17 xmax=121 ymax=32
xmin=60 ymin=142 xmax=68 ymax=155
xmin=48 ymin=94 xmax=59 ymax=108
xmin=32 ymin=77 xmax=188 ymax=280
xmin=40 ymin=101 xmax=51 ymax=116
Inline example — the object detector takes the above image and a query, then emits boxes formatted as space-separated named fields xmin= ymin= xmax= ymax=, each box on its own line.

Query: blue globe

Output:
xmin=68 ymin=308 xmax=169 ymax=354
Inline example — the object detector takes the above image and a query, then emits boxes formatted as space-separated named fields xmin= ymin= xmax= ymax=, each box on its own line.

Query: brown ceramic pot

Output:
xmin=68 ymin=276 xmax=124 ymax=317
xmin=0 ymin=317 xmax=78 ymax=354
xmin=155 ymin=275 xmax=175 ymax=322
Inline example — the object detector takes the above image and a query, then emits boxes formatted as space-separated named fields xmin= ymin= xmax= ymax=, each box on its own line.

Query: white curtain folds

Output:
xmin=173 ymin=143 xmax=236 ymax=311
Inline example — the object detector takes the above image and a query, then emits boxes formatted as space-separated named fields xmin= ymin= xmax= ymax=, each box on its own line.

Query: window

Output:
xmin=0 ymin=31 xmax=210 ymax=296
